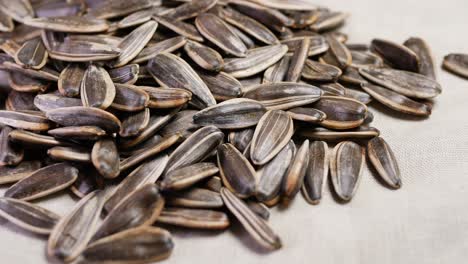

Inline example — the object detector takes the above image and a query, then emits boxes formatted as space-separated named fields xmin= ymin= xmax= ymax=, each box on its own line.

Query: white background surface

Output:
xmin=2 ymin=0 xmax=468 ymax=263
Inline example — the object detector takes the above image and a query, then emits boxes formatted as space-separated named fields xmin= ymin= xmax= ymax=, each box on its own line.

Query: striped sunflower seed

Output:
xmin=403 ymin=37 xmax=436 ymax=80
xmin=132 ymin=36 xmax=187 ymax=64
xmin=152 ymin=15 xmax=204 ymax=42
xmin=282 ymin=140 xmax=309 ymax=201
xmin=301 ymin=59 xmax=342 ymax=82
xmin=371 ymin=38 xmax=420 ymax=72
xmin=57 ymin=63 xmax=85 ymax=97
xmin=228 ymin=128 xmax=254 ymax=153
xmin=112 ymin=84 xmax=149 ymax=112
xmin=297 ymin=126 xmax=380 ymax=141
xmin=8 ymin=129 xmax=67 ymax=147
xmin=163 ymin=0 xmax=218 ymax=21
xmin=312 ymin=96 xmax=367 ymax=130
xmin=285 ymin=37 xmax=310 ymax=82
xmin=46 ymin=107 xmax=121 ymax=133
xmin=138 ymin=86 xmax=191 ymax=109
xmin=287 ymin=107 xmax=327 ymax=123
xmin=119 ymin=109 xmax=151 ymax=138
xmin=91 ymin=138 xmax=120 ymax=179
xmin=367 ymin=137 xmax=402 ymax=189
xmin=302 ymin=141 xmax=328 ymax=205
xmin=0 ymin=126 xmax=24 ymax=166
xmin=108 ymin=64 xmax=139 ymax=85
xmin=166 ymin=187 xmax=223 ymax=209
xmin=442 ymin=53 xmax=468 ymax=79
xmin=184 ymin=40 xmax=224 ymax=72
xmin=263 ymin=55 xmax=291 ymax=83
xmin=157 ymin=207 xmax=230 ymax=230
xmin=48 ymin=126 xmax=106 ymax=141
xmin=81 ymin=64 xmax=116 ymax=109
xmin=48 ymin=146 xmax=91 ymax=163
xmin=14 ymin=38 xmax=48 ymax=70
xmin=0 ymin=110 xmax=51 ymax=131
xmin=199 ymin=71 xmax=243 ymax=101
xmin=0 ymin=160 xmax=41 ymax=185
xmin=23 ymin=16 xmax=109 ymax=33
xmin=160 ymin=162 xmax=219 ymax=191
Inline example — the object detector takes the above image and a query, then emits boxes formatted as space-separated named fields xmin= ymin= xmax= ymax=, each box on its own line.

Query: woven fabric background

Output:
xmin=1 ymin=0 xmax=468 ymax=263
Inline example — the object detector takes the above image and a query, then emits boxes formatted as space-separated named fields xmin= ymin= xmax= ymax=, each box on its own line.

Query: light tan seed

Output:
xmin=302 ymin=141 xmax=328 ymax=205
xmin=367 ymin=137 xmax=402 ymax=189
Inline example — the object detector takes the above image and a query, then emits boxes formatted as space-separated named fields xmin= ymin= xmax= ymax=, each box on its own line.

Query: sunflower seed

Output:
xmin=48 ymin=146 xmax=91 ymax=163
xmin=92 ymin=184 xmax=164 ymax=241
xmin=79 ymin=227 xmax=174 ymax=263
xmin=104 ymin=154 xmax=168 ymax=213
xmin=6 ymin=91 xmax=37 ymax=111
xmin=139 ymin=86 xmax=191 ymax=109
xmin=312 ymin=96 xmax=367 ymax=130
xmin=48 ymin=40 xmax=121 ymax=62
xmin=164 ymin=0 xmax=218 ymax=21
xmin=302 ymin=141 xmax=328 ymax=205
xmin=442 ymin=53 xmax=468 ymax=79
xmin=310 ymin=11 xmax=348 ymax=32
xmin=0 ymin=0 xmax=34 ymax=23
xmin=0 ymin=9 xmax=14 ymax=32
xmin=250 ymin=110 xmax=294 ymax=165
xmin=91 ymin=138 xmax=120 ymax=179
xmin=367 ymin=137 xmax=401 ymax=189
xmin=301 ymin=59 xmax=342 ymax=82
xmin=160 ymin=163 xmax=219 ymax=191
xmin=221 ymin=188 xmax=282 ymax=250
xmin=201 ymin=176 xmax=222 ymax=192
xmin=0 ymin=110 xmax=51 ymax=131
xmin=330 ymin=141 xmax=364 ymax=201
xmin=8 ymin=72 xmax=50 ymax=92
xmin=340 ymin=66 xmax=368 ymax=85
xmin=226 ymin=22 xmax=256 ymax=49
xmin=108 ymin=64 xmax=139 ymax=85
xmin=14 ymin=38 xmax=48 ymax=70
xmin=112 ymin=84 xmax=149 ymax=112
xmin=371 ymin=38 xmax=420 ymax=72
xmin=46 ymin=107 xmax=121 ymax=133
xmin=0 ymin=126 xmax=23 ymax=166
xmin=287 ymin=107 xmax=327 ymax=123
xmin=403 ymin=37 xmax=436 ymax=80
xmin=246 ymin=201 xmax=270 ymax=220
xmin=160 ymin=110 xmax=200 ymax=139
xmin=157 ymin=207 xmax=229 ymax=230
xmin=199 ymin=71 xmax=243 ymax=101
xmin=321 ymin=35 xmax=352 ymax=69
xmin=359 ymin=67 xmax=442 ymax=99
xmin=184 ymin=40 xmax=224 ymax=72
xmin=224 ymin=44 xmax=288 ymax=78
xmin=132 ymin=36 xmax=187 ymax=64
xmin=0 ymin=160 xmax=41 ymax=185
xmin=282 ymin=140 xmax=309 ymax=201
xmin=118 ymin=9 xmax=153 ymax=29
xmin=23 ymin=16 xmax=109 ymax=33
xmin=230 ymin=0 xmax=293 ymax=28
xmin=343 ymin=87 xmax=372 ymax=104
xmin=148 ymin=53 xmax=216 ymax=109
xmin=166 ymin=187 xmax=223 ymax=209
xmin=281 ymin=36 xmax=329 ymax=56
xmin=152 ymin=15 xmax=204 ymax=42
xmin=228 ymin=128 xmax=254 ymax=152
xmin=57 ymin=63 xmax=85 ymax=97
xmin=70 ymin=167 xmax=102 ymax=198
xmin=5 ymin=163 xmax=78 ymax=201
xmin=350 ymin=50 xmax=384 ymax=69
xmin=0 ymin=197 xmax=60 ymax=235
xmin=47 ymin=190 xmax=107 ymax=262
xmin=120 ymin=109 xmax=150 ymax=138
xmin=217 ymin=143 xmax=257 ymax=198
xmin=263 ymin=55 xmax=290 ymax=83
xmin=285 ymin=37 xmax=309 ymax=82
xmin=48 ymin=126 xmax=106 ymax=141
xmin=297 ymin=126 xmax=380 ymax=141
xmin=88 ymin=0 xmax=154 ymax=19
xmin=256 ymin=140 xmax=295 ymax=202
xmin=8 ymin=129 xmax=67 ymax=147
xmin=81 ymin=64 xmax=115 ymax=109
xmin=35 ymin=91 xmax=82 ymax=112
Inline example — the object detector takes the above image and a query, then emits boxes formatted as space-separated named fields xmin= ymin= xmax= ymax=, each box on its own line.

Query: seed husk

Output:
xmin=321 ymin=35 xmax=352 ymax=69
xmin=0 ymin=126 xmax=24 ymax=166
xmin=48 ymin=40 xmax=121 ymax=62
xmin=163 ymin=0 xmax=217 ymax=21
xmin=46 ymin=107 xmax=121 ymax=133
xmin=287 ymin=107 xmax=327 ymax=123
xmin=166 ymin=126 xmax=224 ymax=173
xmin=228 ymin=128 xmax=254 ymax=153
xmin=199 ymin=71 xmax=243 ymax=101
xmin=57 ymin=63 xmax=85 ymax=97
xmin=349 ymin=50 xmax=383 ymax=69
xmin=361 ymin=82 xmax=431 ymax=116
xmin=367 ymin=137 xmax=402 ymax=189
xmin=201 ymin=176 xmax=223 ymax=192
xmin=230 ymin=0 xmax=293 ymax=28
xmin=340 ymin=66 xmax=368 ymax=85
xmin=120 ymin=109 xmax=150 ymax=138
xmin=132 ymin=36 xmax=187 ymax=64
xmin=310 ymin=11 xmax=348 ymax=32
xmin=48 ymin=146 xmax=91 ymax=163
xmin=23 ymin=16 xmax=109 ymax=33
xmin=297 ymin=126 xmax=380 ymax=141
xmin=285 ymin=37 xmax=310 ymax=82
xmin=92 ymin=184 xmax=164 ymax=242
xmin=138 ymin=86 xmax=191 ymax=109
xmin=184 ymin=40 xmax=224 ymax=72
xmin=0 ymin=40 xmax=21 ymax=57
xmin=302 ymin=141 xmax=328 ymax=205
xmin=0 ymin=197 xmax=60 ymax=235
xmin=263 ymin=55 xmax=290 ymax=83
xmin=224 ymin=44 xmax=288 ymax=78
xmin=343 ymin=87 xmax=372 ymax=104
xmin=117 ymin=9 xmax=153 ymax=29
xmin=193 ymin=98 xmax=266 ymax=129
xmin=359 ymin=67 xmax=442 ymax=99
xmin=70 ymin=167 xmax=102 ymax=199
xmin=14 ymin=38 xmax=48 ymax=70
xmin=246 ymin=201 xmax=270 ymax=220
xmin=148 ymin=53 xmax=216 ymax=109
xmin=301 ymin=59 xmax=342 ymax=82
xmin=91 ymin=138 xmax=120 ymax=179
xmin=152 ymin=15 xmax=204 ymax=42
xmin=5 ymin=163 xmax=78 ymax=201
xmin=87 ymin=0 xmax=154 ymax=19
xmin=6 ymin=91 xmax=37 ymax=111
xmin=226 ymin=23 xmax=256 ymax=49
xmin=442 ymin=53 xmax=468 ymax=79
xmin=79 ymin=227 xmax=174 ymax=264
xmin=256 ymin=140 xmax=295 ymax=202
xmin=160 ymin=162 xmax=219 ymax=191
xmin=0 ymin=110 xmax=51 ymax=131
xmin=105 ymin=154 xmax=169 ymax=213
xmin=166 ymin=187 xmax=223 ymax=209
xmin=112 ymin=84 xmax=149 ymax=112
xmin=312 ymin=96 xmax=367 ymax=130
xmin=403 ymin=37 xmax=436 ymax=80
xmin=81 ymin=64 xmax=116 ymax=109
xmin=221 ymin=188 xmax=282 ymax=250
xmin=47 ymin=190 xmax=107 ymax=262
xmin=9 ymin=72 xmax=50 ymax=92
xmin=250 ymin=110 xmax=294 ymax=165
xmin=195 ymin=13 xmax=247 ymax=57
xmin=48 ymin=126 xmax=106 ymax=141
xmin=0 ymin=160 xmax=41 ymax=185
xmin=109 ymin=64 xmax=139 ymax=85
xmin=0 ymin=0 xmax=34 ymax=23
xmin=282 ymin=140 xmax=309 ymax=201
xmin=330 ymin=141 xmax=365 ymax=201
xmin=157 ymin=207 xmax=229 ymax=230
xmin=370 ymin=38 xmax=420 ymax=72
xmin=9 ymin=129 xmax=67 ymax=147
xmin=218 ymin=143 xmax=257 ymax=198
xmin=281 ymin=36 xmax=329 ymax=56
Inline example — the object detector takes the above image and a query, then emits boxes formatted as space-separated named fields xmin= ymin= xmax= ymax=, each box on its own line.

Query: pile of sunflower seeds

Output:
xmin=0 ymin=0 xmax=444 ymax=263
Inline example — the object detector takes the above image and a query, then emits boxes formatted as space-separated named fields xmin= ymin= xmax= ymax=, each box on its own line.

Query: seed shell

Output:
xmin=157 ymin=207 xmax=229 ymax=230
xmin=367 ymin=137 xmax=402 ymax=189
xmin=302 ymin=141 xmax=328 ymax=205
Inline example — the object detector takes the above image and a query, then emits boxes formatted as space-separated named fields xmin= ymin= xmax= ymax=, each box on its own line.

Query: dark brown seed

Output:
xmin=46 ymin=107 xmax=121 ymax=133
xmin=218 ymin=143 xmax=257 ymax=198
xmin=246 ymin=201 xmax=270 ymax=220
xmin=302 ymin=141 xmax=328 ymax=205
xmin=8 ymin=129 xmax=67 ymax=147
xmin=48 ymin=40 xmax=121 ymax=62
xmin=0 ymin=0 xmax=34 ymax=23
xmin=157 ymin=207 xmax=230 ymax=230
xmin=287 ymin=107 xmax=327 ymax=123
xmin=371 ymin=38 xmax=420 ymax=72
xmin=281 ymin=36 xmax=329 ymax=56
xmin=0 ymin=160 xmax=41 ymax=185
xmin=88 ymin=0 xmax=153 ymax=19
xmin=297 ymin=126 xmax=380 ymax=141
xmin=285 ymin=37 xmax=310 ymax=82
xmin=0 ymin=197 xmax=60 ymax=235
xmin=132 ymin=36 xmax=187 ymax=64
xmin=108 ymin=64 xmax=139 ymax=85
xmin=330 ymin=141 xmax=365 ymax=201
xmin=163 ymin=0 xmax=217 ymax=20
xmin=0 ymin=126 xmax=23 ymax=166
xmin=138 ymin=86 xmax=191 ymax=109
xmin=80 ymin=227 xmax=174 ymax=263
xmin=23 ymin=16 xmax=109 ymax=33
xmin=228 ymin=128 xmax=254 ymax=153
xmin=148 ymin=53 xmax=216 ymax=109
xmin=48 ymin=126 xmax=106 ymax=141
xmin=120 ymin=109 xmax=150 ymax=138
xmin=310 ymin=11 xmax=348 ymax=32
xmin=302 ymin=59 xmax=342 ymax=82
xmin=160 ymin=163 xmax=219 ymax=191
xmin=166 ymin=188 xmax=223 ymax=209
xmin=105 ymin=155 xmax=169 ymax=213
xmin=250 ymin=110 xmax=294 ymax=165
xmin=81 ymin=64 xmax=116 ymax=109
xmin=6 ymin=91 xmax=37 ymax=111
xmin=343 ymin=87 xmax=372 ymax=105
xmin=48 ymin=190 xmax=108 ymax=262
xmin=321 ymin=35 xmax=352 ymax=69
xmin=340 ymin=66 xmax=368 ymax=85
xmin=403 ymin=37 xmax=436 ymax=79
xmin=14 ymin=38 xmax=48 ymax=69
xmin=92 ymin=138 xmax=120 ymax=179
xmin=92 ymin=184 xmax=164 ymax=241
xmin=221 ymin=188 xmax=282 ymax=250
xmin=58 ymin=63 xmax=85 ymax=97
xmin=195 ymin=13 xmax=247 ymax=57
xmin=361 ymin=82 xmax=431 ymax=116
xmin=0 ymin=110 xmax=51 ymax=131
xmin=152 ymin=15 xmax=204 ymax=42
xmin=227 ymin=23 xmax=256 ymax=49
xmin=349 ymin=50 xmax=383 ymax=69
xmin=160 ymin=110 xmax=200 ymax=139
xmin=312 ymin=96 xmax=367 ymax=130
xmin=442 ymin=53 xmax=468 ymax=79
xmin=70 ymin=167 xmax=102 ymax=198
xmin=319 ymin=83 xmax=346 ymax=96
xmin=117 ymin=9 xmax=153 ymax=29
xmin=9 ymin=72 xmax=50 ymax=92
xmin=367 ymin=137 xmax=402 ymax=189
xmin=201 ymin=176 xmax=223 ymax=192
xmin=34 ymin=93 xmax=82 ymax=112
xmin=193 ymin=98 xmax=266 ymax=129
xmin=112 ymin=84 xmax=149 ymax=112
xmin=48 ymin=146 xmax=91 ymax=163
xmin=184 ymin=40 xmax=224 ymax=72
xmin=5 ymin=163 xmax=78 ymax=201
xmin=359 ymin=67 xmax=442 ymax=99
xmin=282 ymin=140 xmax=309 ymax=201
xmin=263 ymin=55 xmax=291 ymax=83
